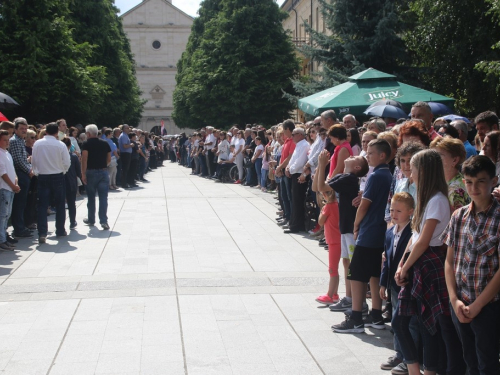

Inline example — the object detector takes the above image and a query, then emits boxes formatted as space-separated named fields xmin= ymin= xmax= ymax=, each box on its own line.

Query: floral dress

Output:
xmin=448 ymin=173 xmax=470 ymax=212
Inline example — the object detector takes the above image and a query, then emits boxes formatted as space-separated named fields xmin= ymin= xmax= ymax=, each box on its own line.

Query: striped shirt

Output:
xmin=440 ymin=197 xmax=500 ymax=304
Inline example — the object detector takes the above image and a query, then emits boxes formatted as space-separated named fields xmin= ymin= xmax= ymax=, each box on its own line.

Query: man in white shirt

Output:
xmin=32 ymin=122 xmax=71 ymax=243
xmin=0 ymin=130 xmax=20 ymax=250
xmin=285 ymin=128 xmax=310 ymax=233
xmin=205 ymin=126 xmax=216 ymax=177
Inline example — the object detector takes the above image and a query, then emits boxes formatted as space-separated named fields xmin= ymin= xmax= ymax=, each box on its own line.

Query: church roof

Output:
xmin=121 ymin=0 xmax=194 ymax=20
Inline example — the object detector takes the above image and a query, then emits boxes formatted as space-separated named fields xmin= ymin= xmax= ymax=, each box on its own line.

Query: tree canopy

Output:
xmin=173 ymin=0 xmax=300 ymax=129
xmin=0 ymin=0 xmax=143 ymax=126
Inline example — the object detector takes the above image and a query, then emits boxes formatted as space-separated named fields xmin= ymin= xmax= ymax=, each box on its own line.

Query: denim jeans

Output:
xmin=254 ymin=158 xmax=262 ymax=186
xmin=37 ymin=173 xmax=66 ymax=236
xmin=11 ymin=170 xmax=30 ymax=234
xmin=86 ymin=169 xmax=109 ymax=225
xmin=0 ymin=188 xmax=14 ymax=243
xmin=392 ymin=305 xmax=438 ymax=371
xmin=391 ymin=288 xmax=421 ymax=361
xmin=452 ymin=300 xmax=500 ymax=375
xmin=261 ymin=168 xmax=268 ymax=188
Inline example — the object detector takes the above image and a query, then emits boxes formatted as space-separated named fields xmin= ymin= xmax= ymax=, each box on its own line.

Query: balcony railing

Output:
xmin=292 ymin=38 xmax=309 ymax=47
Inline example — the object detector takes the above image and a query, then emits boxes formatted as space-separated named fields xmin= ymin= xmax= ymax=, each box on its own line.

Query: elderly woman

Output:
xmin=481 ymin=130 xmax=500 ymax=176
xmin=430 ymin=137 xmax=470 ymax=211
xmin=367 ymin=118 xmax=387 ymax=134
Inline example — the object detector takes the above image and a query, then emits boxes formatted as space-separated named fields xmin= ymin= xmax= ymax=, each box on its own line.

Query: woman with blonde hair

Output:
xmin=430 ymin=137 xmax=470 ymax=211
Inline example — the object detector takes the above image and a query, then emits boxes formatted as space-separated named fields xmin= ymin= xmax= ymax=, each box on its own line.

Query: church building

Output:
xmin=121 ymin=0 xmax=193 ymax=134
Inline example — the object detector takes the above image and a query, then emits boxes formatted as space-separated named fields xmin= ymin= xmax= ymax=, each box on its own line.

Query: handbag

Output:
xmin=244 ymin=157 xmax=253 ymax=168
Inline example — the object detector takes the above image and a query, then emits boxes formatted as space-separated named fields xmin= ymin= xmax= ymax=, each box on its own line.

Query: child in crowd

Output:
xmin=332 ymin=139 xmax=393 ymax=333
xmin=314 ymin=188 xmax=342 ymax=305
xmin=316 ymin=151 xmax=369 ymax=312
xmin=379 ymin=192 xmax=414 ymax=372
xmin=393 ymin=149 xmax=458 ymax=375
xmin=0 ymin=130 xmax=20 ymax=250
xmin=442 ymin=155 xmax=500 ymax=375
xmin=359 ymin=130 xmax=378 ymax=191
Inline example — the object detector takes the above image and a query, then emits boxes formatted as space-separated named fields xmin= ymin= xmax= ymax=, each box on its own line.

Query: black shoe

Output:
xmin=56 ymin=231 xmax=68 ymax=237
xmin=123 ymin=184 xmax=131 ymax=189
xmin=284 ymin=229 xmax=299 ymax=234
xmin=83 ymin=218 xmax=94 ymax=226
xmin=331 ymin=317 xmax=365 ymax=334
xmin=130 ymin=184 xmax=139 ymax=188
xmin=70 ymin=222 xmax=77 ymax=230
xmin=363 ymin=314 xmax=385 ymax=330
xmin=140 ymin=178 xmax=149 ymax=182
xmin=101 ymin=223 xmax=110 ymax=230
xmin=6 ymin=234 xmax=18 ymax=244
xmin=13 ymin=230 xmax=33 ymax=238
xmin=324 ymin=245 xmax=329 ymax=250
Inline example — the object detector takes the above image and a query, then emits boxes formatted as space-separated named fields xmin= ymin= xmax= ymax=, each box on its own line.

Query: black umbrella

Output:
xmin=366 ymin=99 xmax=405 ymax=111
xmin=0 ymin=92 xmax=20 ymax=109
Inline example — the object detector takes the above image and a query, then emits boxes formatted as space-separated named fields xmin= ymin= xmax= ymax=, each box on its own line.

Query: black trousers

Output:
xmin=128 ymin=158 xmax=139 ymax=185
xmin=66 ymin=187 xmax=77 ymax=225
xmin=120 ymin=152 xmax=131 ymax=187
xmin=289 ymin=172 xmax=307 ymax=232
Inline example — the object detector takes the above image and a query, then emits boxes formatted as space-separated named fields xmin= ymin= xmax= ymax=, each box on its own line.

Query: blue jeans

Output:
xmin=254 ymin=158 xmax=262 ymax=186
xmin=0 ymin=189 xmax=14 ymax=243
xmin=452 ymin=300 xmax=500 ymax=375
xmin=37 ymin=173 xmax=66 ymax=236
xmin=391 ymin=288 xmax=420 ymax=361
xmin=261 ymin=168 xmax=268 ymax=188
xmin=86 ymin=169 xmax=109 ymax=225
xmin=11 ymin=170 xmax=30 ymax=234
xmin=393 ymin=303 xmax=438 ymax=371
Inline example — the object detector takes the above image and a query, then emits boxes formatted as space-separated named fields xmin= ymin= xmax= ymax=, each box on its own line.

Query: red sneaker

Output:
xmin=315 ymin=294 xmax=340 ymax=305
xmin=234 ymin=180 xmax=241 ymax=184
xmin=308 ymin=224 xmax=321 ymax=235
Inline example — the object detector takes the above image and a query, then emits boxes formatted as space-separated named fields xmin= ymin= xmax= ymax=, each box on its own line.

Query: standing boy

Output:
xmin=379 ymin=192 xmax=414 ymax=371
xmin=442 ymin=156 xmax=500 ymax=375
xmin=0 ymin=130 xmax=20 ymax=250
xmin=332 ymin=139 xmax=393 ymax=333
xmin=316 ymin=153 xmax=369 ymax=311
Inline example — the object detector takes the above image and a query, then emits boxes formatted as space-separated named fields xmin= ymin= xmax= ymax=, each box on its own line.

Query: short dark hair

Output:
xmin=328 ymin=124 xmax=347 ymax=140
xmin=255 ymin=136 xmax=262 ymax=142
xmin=56 ymin=119 xmax=66 ymax=127
xmin=105 ymin=129 xmax=112 ymax=136
xmin=282 ymin=119 xmax=295 ymax=132
xmin=61 ymin=137 xmax=71 ymax=148
xmin=0 ymin=130 xmax=9 ymax=139
xmin=396 ymin=141 xmax=425 ymax=168
xmin=475 ymin=111 xmax=499 ymax=128
xmin=462 ymin=155 xmax=497 ymax=179
xmin=355 ymin=156 xmax=369 ymax=178
xmin=14 ymin=117 xmax=27 ymax=129
xmin=46 ymin=122 xmax=58 ymax=135
xmin=368 ymin=138 xmax=391 ymax=161
xmin=128 ymin=132 xmax=136 ymax=139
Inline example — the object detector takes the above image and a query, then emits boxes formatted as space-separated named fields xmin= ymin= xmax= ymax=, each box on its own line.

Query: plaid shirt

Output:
xmin=398 ymin=246 xmax=449 ymax=335
xmin=9 ymin=134 xmax=31 ymax=174
xmin=440 ymin=198 xmax=500 ymax=305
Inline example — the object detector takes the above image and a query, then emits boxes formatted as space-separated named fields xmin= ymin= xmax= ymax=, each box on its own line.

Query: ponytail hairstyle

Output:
xmin=410 ymin=149 xmax=448 ymax=233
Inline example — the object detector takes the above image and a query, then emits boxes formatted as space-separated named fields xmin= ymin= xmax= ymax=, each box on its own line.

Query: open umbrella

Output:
xmin=364 ymin=105 xmax=407 ymax=119
xmin=0 ymin=92 xmax=20 ymax=109
xmin=366 ymin=99 xmax=405 ymax=111
xmin=0 ymin=112 xmax=8 ymax=122
xmin=442 ymin=115 xmax=470 ymax=123
xmin=427 ymin=102 xmax=453 ymax=116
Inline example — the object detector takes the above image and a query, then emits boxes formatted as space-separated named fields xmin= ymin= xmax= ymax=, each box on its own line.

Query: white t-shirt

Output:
xmin=411 ymin=191 xmax=450 ymax=247
xmin=0 ymin=148 xmax=16 ymax=192
xmin=235 ymin=138 xmax=245 ymax=154
xmin=205 ymin=133 xmax=216 ymax=150
xmin=255 ymin=144 xmax=264 ymax=158
xmin=218 ymin=140 xmax=230 ymax=162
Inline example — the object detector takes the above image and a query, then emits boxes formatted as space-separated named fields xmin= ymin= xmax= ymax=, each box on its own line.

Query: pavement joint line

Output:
xmin=163 ymin=167 xmax=188 ymax=375
xmin=90 ymin=200 xmax=125 ymax=276
xmin=46 ymin=298 xmax=82 ymax=375
xmin=206 ymin=199 xmax=256 ymax=272
xmin=244 ymin=196 xmax=328 ymax=268
xmin=269 ymin=294 xmax=326 ymax=375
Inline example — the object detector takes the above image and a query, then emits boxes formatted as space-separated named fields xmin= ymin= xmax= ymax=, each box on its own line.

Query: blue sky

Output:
xmin=115 ymin=0 xmax=286 ymax=17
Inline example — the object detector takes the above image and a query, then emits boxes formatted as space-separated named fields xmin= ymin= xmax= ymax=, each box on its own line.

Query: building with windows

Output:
xmin=122 ymin=0 xmax=193 ymax=134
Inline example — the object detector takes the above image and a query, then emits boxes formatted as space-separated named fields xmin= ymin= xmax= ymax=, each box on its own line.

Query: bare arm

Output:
xmin=316 ymin=150 xmax=333 ymax=193
xmin=331 ymin=147 xmax=349 ymax=178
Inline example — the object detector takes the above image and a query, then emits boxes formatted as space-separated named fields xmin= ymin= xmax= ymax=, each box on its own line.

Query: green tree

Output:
xmin=173 ymin=0 xmax=300 ymax=129
xmin=403 ymin=0 xmax=500 ymax=114
xmin=0 ymin=0 xmax=108 ymax=124
xmin=68 ymin=0 xmax=145 ymax=127
xmin=288 ymin=0 xmax=408 ymax=100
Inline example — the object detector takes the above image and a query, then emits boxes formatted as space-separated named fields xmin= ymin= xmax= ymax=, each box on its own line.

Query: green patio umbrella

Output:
xmin=297 ymin=68 xmax=455 ymax=117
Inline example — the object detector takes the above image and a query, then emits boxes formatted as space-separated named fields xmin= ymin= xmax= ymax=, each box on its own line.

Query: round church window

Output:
xmin=152 ymin=40 xmax=161 ymax=50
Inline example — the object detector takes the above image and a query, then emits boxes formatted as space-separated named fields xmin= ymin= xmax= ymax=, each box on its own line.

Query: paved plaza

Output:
xmin=0 ymin=163 xmax=393 ymax=375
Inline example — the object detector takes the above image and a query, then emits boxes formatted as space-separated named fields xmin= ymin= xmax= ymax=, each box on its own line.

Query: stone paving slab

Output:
xmin=0 ymin=163 xmax=393 ymax=374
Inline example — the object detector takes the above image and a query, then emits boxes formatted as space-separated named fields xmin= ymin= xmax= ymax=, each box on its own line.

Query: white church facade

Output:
xmin=121 ymin=0 xmax=193 ymax=134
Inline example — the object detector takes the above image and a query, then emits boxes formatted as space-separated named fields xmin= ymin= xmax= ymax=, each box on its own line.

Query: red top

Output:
xmin=281 ymin=137 xmax=296 ymax=161
xmin=328 ymin=141 xmax=353 ymax=178
xmin=322 ymin=201 xmax=341 ymax=245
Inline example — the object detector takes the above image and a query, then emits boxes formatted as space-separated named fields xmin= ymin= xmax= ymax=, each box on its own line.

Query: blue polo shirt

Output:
xmin=464 ymin=140 xmax=477 ymax=160
xmin=119 ymin=132 xmax=131 ymax=154
xmin=356 ymin=163 xmax=393 ymax=248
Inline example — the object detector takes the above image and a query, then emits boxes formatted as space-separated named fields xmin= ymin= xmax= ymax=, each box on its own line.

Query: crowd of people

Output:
xmin=0 ymin=118 xmax=164 ymax=247
xmin=168 ymin=102 xmax=500 ymax=375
